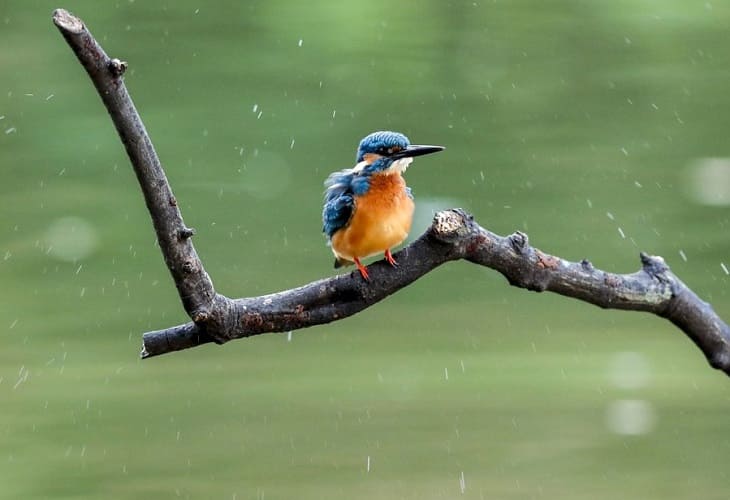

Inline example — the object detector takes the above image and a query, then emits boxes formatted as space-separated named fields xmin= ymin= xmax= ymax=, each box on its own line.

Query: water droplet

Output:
xmin=45 ymin=217 xmax=99 ymax=262
xmin=606 ymin=399 xmax=655 ymax=435
xmin=608 ymin=352 xmax=651 ymax=389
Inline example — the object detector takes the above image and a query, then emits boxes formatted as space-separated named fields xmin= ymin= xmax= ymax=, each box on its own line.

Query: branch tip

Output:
xmin=709 ymin=351 xmax=730 ymax=373
xmin=52 ymin=9 xmax=83 ymax=33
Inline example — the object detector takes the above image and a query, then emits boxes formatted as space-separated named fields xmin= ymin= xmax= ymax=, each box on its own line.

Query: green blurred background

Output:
xmin=2 ymin=1 xmax=730 ymax=498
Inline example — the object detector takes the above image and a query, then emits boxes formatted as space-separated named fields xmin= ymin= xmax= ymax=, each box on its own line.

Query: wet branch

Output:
xmin=54 ymin=9 xmax=730 ymax=376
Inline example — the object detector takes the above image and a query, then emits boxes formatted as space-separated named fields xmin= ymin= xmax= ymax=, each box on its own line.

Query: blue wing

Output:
xmin=322 ymin=169 xmax=357 ymax=240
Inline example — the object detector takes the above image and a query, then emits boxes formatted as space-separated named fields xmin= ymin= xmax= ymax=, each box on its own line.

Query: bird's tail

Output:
xmin=333 ymin=257 xmax=353 ymax=269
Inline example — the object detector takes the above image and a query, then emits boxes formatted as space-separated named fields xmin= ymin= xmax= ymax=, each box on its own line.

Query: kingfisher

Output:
xmin=322 ymin=131 xmax=444 ymax=280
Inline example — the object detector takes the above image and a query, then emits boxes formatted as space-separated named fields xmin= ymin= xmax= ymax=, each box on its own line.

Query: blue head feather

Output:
xmin=356 ymin=131 xmax=410 ymax=162
xmin=323 ymin=131 xmax=414 ymax=239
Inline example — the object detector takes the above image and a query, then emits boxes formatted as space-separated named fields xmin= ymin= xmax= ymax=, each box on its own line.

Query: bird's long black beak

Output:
xmin=391 ymin=144 xmax=445 ymax=159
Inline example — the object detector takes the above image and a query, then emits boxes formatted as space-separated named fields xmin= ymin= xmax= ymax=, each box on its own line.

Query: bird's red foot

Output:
xmin=354 ymin=257 xmax=370 ymax=281
xmin=384 ymin=249 xmax=398 ymax=267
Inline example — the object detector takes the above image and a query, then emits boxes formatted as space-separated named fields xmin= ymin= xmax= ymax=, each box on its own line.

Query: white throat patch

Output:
xmin=388 ymin=157 xmax=413 ymax=174
xmin=352 ymin=160 xmax=369 ymax=172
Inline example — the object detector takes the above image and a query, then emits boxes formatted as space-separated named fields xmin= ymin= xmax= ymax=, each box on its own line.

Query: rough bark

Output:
xmin=54 ymin=9 xmax=730 ymax=376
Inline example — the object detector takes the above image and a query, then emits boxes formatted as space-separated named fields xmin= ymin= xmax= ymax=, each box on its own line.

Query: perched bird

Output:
xmin=322 ymin=131 xmax=444 ymax=280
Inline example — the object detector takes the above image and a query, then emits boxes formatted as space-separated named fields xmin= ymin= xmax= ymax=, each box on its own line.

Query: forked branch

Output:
xmin=53 ymin=9 xmax=730 ymax=376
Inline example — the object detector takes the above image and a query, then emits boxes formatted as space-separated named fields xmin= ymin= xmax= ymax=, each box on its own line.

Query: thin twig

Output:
xmin=54 ymin=9 xmax=730 ymax=376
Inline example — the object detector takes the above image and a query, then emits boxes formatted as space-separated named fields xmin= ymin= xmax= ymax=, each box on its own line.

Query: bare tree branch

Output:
xmin=52 ymin=8 xmax=216 ymax=321
xmin=53 ymin=9 xmax=730 ymax=376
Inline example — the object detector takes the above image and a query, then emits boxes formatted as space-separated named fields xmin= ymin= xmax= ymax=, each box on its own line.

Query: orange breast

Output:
xmin=331 ymin=173 xmax=415 ymax=262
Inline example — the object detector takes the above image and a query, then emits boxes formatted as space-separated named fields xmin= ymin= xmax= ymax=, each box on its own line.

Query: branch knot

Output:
xmin=178 ymin=226 xmax=196 ymax=240
xmin=192 ymin=310 xmax=209 ymax=323
xmin=181 ymin=260 xmax=197 ymax=274
xmin=640 ymin=252 xmax=670 ymax=282
xmin=509 ymin=231 xmax=529 ymax=254
xmin=430 ymin=209 xmax=470 ymax=242
xmin=109 ymin=58 xmax=128 ymax=77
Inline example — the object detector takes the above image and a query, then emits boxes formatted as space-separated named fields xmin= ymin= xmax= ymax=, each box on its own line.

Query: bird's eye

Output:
xmin=379 ymin=146 xmax=401 ymax=156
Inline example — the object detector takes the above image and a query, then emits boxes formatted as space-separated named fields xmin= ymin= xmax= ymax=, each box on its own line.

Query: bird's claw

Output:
xmin=354 ymin=257 xmax=370 ymax=281
xmin=384 ymin=249 xmax=398 ymax=268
